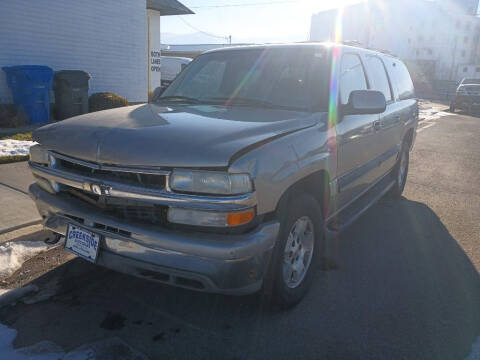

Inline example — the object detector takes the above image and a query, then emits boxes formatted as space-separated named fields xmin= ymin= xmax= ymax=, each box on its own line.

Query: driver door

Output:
xmin=335 ymin=53 xmax=382 ymax=210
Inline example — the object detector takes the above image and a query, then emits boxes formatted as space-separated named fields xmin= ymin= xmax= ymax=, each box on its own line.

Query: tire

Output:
xmin=389 ymin=144 xmax=409 ymax=198
xmin=467 ymin=104 xmax=473 ymax=116
xmin=264 ymin=193 xmax=324 ymax=309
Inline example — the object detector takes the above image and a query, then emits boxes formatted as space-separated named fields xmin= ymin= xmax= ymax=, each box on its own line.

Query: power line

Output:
xmin=177 ymin=16 xmax=231 ymax=42
xmin=189 ymin=0 xmax=296 ymax=9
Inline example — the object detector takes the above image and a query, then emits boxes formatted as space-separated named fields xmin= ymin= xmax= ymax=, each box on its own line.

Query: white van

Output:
xmin=161 ymin=56 xmax=191 ymax=87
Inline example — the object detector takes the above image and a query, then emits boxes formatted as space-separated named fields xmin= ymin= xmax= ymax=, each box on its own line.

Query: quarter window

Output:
xmin=339 ymin=54 xmax=367 ymax=105
xmin=385 ymin=59 xmax=415 ymax=100
xmin=364 ymin=56 xmax=392 ymax=102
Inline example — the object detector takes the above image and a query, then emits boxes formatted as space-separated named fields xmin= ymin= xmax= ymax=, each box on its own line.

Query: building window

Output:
xmin=461 ymin=50 xmax=466 ymax=57
xmin=427 ymin=49 xmax=433 ymax=55
xmin=466 ymin=23 xmax=471 ymax=31
xmin=464 ymin=36 xmax=468 ymax=43
xmin=456 ymin=20 xmax=460 ymax=28
xmin=416 ymin=49 xmax=420 ymax=56
xmin=476 ymin=67 xmax=480 ymax=73
xmin=463 ymin=67 xmax=468 ymax=72
xmin=408 ymin=38 xmax=411 ymax=44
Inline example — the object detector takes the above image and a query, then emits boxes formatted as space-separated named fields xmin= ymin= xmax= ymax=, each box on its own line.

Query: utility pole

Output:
xmin=449 ymin=36 xmax=458 ymax=81
xmin=228 ymin=35 xmax=232 ymax=45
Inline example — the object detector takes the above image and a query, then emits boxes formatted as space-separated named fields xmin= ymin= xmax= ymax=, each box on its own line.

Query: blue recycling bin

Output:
xmin=2 ymin=65 xmax=54 ymax=124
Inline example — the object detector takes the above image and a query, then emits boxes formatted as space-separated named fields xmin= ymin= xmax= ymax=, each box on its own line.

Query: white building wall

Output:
xmin=310 ymin=0 xmax=480 ymax=82
xmin=0 ymin=0 xmax=148 ymax=104
xmin=456 ymin=64 xmax=480 ymax=79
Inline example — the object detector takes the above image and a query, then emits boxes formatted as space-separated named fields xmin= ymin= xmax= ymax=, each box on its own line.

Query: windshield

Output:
xmin=461 ymin=85 xmax=480 ymax=91
xmin=462 ymin=78 xmax=480 ymax=85
xmin=160 ymin=47 xmax=330 ymax=112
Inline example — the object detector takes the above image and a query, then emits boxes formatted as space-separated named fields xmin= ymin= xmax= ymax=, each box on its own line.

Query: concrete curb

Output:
xmin=0 ymin=220 xmax=43 ymax=236
xmin=0 ymin=224 xmax=49 ymax=245
xmin=0 ymin=284 xmax=39 ymax=308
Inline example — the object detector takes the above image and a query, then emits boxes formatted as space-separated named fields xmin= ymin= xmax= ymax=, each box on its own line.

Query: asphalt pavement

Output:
xmin=0 ymin=105 xmax=479 ymax=359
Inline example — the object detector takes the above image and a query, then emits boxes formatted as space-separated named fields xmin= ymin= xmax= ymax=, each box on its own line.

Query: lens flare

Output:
xmin=225 ymin=48 xmax=268 ymax=106
xmin=325 ymin=6 xmax=343 ymax=245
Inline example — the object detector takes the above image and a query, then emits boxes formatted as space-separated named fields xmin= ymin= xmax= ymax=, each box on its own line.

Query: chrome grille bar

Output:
xmin=29 ymin=161 xmax=257 ymax=211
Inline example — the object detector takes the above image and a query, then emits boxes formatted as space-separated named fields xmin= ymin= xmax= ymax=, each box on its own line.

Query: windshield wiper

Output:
xmin=155 ymin=95 xmax=202 ymax=104
xmin=204 ymin=97 xmax=307 ymax=111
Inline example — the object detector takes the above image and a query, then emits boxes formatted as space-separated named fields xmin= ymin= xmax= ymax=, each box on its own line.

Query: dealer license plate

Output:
xmin=65 ymin=224 xmax=100 ymax=263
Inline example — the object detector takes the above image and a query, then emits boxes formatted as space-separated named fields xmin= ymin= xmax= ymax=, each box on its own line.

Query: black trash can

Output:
xmin=53 ymin=70 xmax=90 ymax=120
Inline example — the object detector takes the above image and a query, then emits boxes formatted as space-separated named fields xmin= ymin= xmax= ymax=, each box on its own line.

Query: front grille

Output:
xmin=57 ymin=157 xmax=166 ymax=190
xmin=64 ymin=187 xmax=168 ymax=226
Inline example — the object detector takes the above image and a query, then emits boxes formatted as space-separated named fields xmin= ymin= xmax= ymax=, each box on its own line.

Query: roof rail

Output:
xmin=298 ymin=40 xmax=400 ymax=57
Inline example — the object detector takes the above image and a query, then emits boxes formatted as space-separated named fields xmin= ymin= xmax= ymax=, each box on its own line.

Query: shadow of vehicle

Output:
xmin=454 ymin=108 xmax=480 ymax=118
xmin=1 ymin=198 xmax=479 ymax=360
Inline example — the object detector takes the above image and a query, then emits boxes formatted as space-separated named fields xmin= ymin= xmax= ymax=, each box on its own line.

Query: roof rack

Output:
xmin=341 ymin=40 xmax=399 ymax=58
xmin=296 ymin=40 xmax=400 ymax=58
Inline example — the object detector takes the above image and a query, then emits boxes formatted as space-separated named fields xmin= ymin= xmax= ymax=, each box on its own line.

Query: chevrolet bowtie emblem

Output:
xmin=90 ymin=183 xmax=112 ymax=196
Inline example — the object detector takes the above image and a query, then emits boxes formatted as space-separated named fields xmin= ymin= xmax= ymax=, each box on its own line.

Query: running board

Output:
xmin=326 ymin=174 xmax=395 ymax=233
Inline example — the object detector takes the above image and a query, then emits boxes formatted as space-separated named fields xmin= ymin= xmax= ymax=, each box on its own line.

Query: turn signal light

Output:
xmin=226 ymin=209 xmax=255 ymax=227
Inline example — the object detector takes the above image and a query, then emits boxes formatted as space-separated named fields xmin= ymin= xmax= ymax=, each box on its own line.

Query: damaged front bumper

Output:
xmin=29 ymin=183 xmax=280 ymax=295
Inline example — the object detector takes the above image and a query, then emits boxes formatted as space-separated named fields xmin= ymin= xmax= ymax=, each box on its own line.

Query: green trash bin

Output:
xmin=53 ymin=70 xmax=90 ymax=120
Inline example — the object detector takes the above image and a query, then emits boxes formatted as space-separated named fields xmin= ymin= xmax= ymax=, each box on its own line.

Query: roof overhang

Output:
xmin=147 ymin=0 xmax=194 ymax=15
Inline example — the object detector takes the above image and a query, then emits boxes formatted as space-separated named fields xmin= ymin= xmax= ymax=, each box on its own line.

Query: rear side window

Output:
xmin=340 ymin=53 xmax=368 ymax=105
xmin=364 ymin=56 xmax=392 ymax=102
xmin=385 ymin=59 xmax=415 ymax=100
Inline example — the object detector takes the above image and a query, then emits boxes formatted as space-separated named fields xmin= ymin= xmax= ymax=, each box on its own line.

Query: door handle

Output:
xmin=373 ymin=120 xmax=381 ymax=131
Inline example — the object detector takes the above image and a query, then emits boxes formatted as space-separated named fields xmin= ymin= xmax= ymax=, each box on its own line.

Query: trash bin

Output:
xmin=53 ymin=70 xmax=90 ymax=120
xmin=2 ymin=65 xmax=54 ymax=124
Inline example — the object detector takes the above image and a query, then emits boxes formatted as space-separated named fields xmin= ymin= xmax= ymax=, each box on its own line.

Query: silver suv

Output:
xmin=28 ymin=43 xmax=418 ymax=307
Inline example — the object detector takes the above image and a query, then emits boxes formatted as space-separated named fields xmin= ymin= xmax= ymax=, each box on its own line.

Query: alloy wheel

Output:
xmin=282 ymin=216 xmax=315 ymax=288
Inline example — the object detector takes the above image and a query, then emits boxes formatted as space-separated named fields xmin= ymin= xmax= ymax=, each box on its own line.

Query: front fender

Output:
xmin=229 ymin=121 xmax=333 ymax=215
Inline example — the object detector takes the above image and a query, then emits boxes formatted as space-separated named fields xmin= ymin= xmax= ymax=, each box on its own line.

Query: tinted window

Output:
xmin=162 ymin=47 xmax=330 ymax=112
xmin=385 ymin=59 xmax=415 ymax=100
xmin=340 ymin=53 xmax=367 ymax=104
xmin=463 ymin=78 xmax=480 ymax=85
xmin=364 ymin=56 xmax=392 ymax=102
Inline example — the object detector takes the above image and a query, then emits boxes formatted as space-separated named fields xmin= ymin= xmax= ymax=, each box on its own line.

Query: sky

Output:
xmin=161 ymin=0 xmax=365 ymax=44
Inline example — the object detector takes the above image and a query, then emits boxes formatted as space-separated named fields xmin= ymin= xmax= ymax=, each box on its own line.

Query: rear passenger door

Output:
xmin=384 ymin=58 xmax=418 ymax=148
xmin=336 ymin=53 xmax=384 ymax=210
xmin=363 ymin=55 xmax=402 ymax=177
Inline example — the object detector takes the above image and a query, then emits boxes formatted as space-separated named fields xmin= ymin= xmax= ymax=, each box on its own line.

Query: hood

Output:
xmin=34 ymin=103 xmax=323 ymax=168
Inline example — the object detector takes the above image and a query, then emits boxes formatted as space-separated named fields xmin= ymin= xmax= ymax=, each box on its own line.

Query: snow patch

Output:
xmin=0 ymin=323 xmax=149 ymax=360
xmin=0 ymin=323 xmax=64 ymax=360
xmin=0 ymin=139 xmax=37 ymax=157
xmin=0 ymin=239 xmax=62 ymax=279
xmin=465 ymin=336 xmax=480 ymax=360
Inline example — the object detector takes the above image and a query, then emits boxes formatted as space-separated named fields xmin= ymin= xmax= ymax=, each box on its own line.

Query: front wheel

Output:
xmin=265 ymin=193 xmax=324 ymax=308
xmin=389 ymin=145 xmax=409 ymax=198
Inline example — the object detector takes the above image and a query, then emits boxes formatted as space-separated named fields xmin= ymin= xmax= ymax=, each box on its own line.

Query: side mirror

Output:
xmin=151 ymin=86 xmax=165 ymax=102
xmin=343 ymin=90 xmax=386 ymax=115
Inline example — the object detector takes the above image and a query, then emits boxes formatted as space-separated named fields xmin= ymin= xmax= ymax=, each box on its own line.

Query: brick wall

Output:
xmin=0 ymin=0 xmax=148 ymax=103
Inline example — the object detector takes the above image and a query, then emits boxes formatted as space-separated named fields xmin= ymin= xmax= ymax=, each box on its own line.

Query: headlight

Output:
xmin=29 ymin=144 xmax=49 ymax=164
xmin=170 ymin=170 xmax=252 ymax=195
xmin=167 ymin=207 xmax=255 ymax=227
xmin=29 ymin=145 xmax=59 ymax=192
